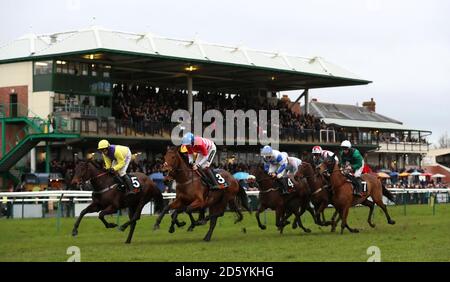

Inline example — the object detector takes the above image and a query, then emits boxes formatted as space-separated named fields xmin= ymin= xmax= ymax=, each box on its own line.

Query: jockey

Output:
xmin=339 ymin=140 xmax=365 ymax=196
xmin=97 ymin=139 xmax=134 ymax=193
xmin=181 ymin=132 xmax=220 ymax=189
xmin=286 ymin=155 xmax=302 ymax=177
xmin=312 ymin=145 xmax=338 ymax=167
xmin=260 ymin=145 xmax=289 ymax=194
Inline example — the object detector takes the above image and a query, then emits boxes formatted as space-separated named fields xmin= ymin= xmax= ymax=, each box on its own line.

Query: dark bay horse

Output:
xmin=155 ymin=146 xmax=249 ymax=241
xmin=252 ymin=165 xmax=315 ymax=234
xmin=295 ymin=162 xmax=332 ymax=226
xmin=71 ymin=160 xmax=164 ymax=243
xmin=319 ymin=156 xmax=396 ymax=234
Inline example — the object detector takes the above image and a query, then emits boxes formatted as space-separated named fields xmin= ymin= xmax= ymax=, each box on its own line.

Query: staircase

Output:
xmin=0 ymin=103 xmax=79 ymax=178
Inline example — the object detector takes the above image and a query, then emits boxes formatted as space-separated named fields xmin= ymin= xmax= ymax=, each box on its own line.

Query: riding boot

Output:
xmin=355 ymin=177 xmax=364 ymax=195
xmin=350 ymin=176 xmax=363 ymax=196
xmin=277 ymin=178 xmax=289 ymax=195
xmin=114 ymin=175 xmax=126 ymax=192
xmin=205 ymin=168 xmax=220 ymax=190
xmin=122 ymin=175 xmax=135 ymax=194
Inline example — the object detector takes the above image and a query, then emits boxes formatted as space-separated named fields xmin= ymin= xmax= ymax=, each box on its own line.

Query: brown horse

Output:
xmin=71 ymin=160 xmax=164 ymax=243
xmin=252 ymin=165 xmax=315 ymax=234
xmin=295 ymin=161 xmax=332 ymax=226
xmin=156 ymin=146 xmax=249 ymax=241
xmin=319 ymin=156 xmax=396 ymax=234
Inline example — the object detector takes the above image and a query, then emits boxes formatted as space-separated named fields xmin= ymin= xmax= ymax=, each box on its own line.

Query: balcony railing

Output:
xmin=53 ymin=105 xmax=111 ymax=118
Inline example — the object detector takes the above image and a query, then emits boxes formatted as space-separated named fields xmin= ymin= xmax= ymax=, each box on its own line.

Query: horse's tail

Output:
xmin=153 ymin=187 xmax=165 ymax=214
xmin=237 ymin=182 xmax=251 ymax=213
xmin=382 ymin=184 xmax=395 ymax=202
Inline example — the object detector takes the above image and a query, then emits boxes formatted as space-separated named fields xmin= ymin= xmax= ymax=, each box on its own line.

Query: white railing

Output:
xmin=0 ymin=189 xmax=448 ymax=219
xmin=0 ymin=188 xmax=446 ymax=203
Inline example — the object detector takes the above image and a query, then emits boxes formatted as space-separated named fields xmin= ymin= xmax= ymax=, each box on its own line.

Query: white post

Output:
xmin=187 ymin=75 xmax=193 ymax=115
xmin=304 ymin=89 xmax=310 ymax=115
xmin=30 ymin=148 xmax=36 ymax=173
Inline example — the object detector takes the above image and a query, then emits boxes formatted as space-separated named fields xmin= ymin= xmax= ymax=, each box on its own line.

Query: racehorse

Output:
xmin=319 ymin=156 xmax=396 ymax=234
xmin=71 ymin=160 xmax=164 ymax=243
xmin=295 ymin=161 xmax=332 ymax=226
xmin=251 ymin=165 xmax=315 ymax=234
xmin=155 ymin=146 xmax=249 ymax=241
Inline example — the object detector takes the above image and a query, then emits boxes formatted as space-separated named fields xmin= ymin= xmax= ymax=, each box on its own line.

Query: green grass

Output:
xmin=0 ymin=204 xmax=449 ymax=262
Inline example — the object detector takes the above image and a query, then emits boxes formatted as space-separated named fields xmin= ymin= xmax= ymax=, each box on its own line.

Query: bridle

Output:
xmin=76 ymin=162 xmax=113 ymax=193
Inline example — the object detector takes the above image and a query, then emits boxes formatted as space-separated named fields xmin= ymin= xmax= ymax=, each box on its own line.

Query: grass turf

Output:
xmin=0 ymin=204 xmax=449 ymax=262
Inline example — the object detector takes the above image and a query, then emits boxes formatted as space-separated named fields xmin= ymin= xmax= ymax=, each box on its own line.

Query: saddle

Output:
xmin=276 ymin=177 xmax=296 ymax=195
xmin=197 ymin=169 xmax=229 ymax=190
xmin=113 ymin=174 xmax=143 ymax=194
xmin=343 ymin=174 xmax=367 ymax=196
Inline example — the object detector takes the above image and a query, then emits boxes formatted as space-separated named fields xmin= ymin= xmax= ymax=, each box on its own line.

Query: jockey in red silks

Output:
xmin=311 ymin=145 xmax=339 ymax=167
xmin=181 ymin=132 xmax=220 ymax=189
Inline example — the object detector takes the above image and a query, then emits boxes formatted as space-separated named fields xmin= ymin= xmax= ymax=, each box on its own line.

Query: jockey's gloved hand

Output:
xmin=276 ymin=173 xmax=284 ymax=179
xmin=108 ymin=168 xmax=116 ymax=175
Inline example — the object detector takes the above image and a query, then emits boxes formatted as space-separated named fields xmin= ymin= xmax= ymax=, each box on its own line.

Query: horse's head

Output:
xmin=71 ymin=160 xmax=90 ymax=186
xmin=71 ymin=160 xmax=103 ymax=187
xmin=162 ymin=145 xmax=182 ymax=174
xmin=296 ymin=161 xmax=313 ymax=179
xmin=319 ymin=155 xmax=336 ymax=174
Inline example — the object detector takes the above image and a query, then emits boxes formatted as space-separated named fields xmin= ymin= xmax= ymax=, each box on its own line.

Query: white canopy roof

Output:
xmin=0 ymin=26 xmax=369 ymax=85
xmin=321 ymin=118 xmax=423 ymax=131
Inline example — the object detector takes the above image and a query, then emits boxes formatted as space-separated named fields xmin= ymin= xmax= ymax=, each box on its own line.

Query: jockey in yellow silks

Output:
xmin=97 ymin=139 xmax=134 ymax=193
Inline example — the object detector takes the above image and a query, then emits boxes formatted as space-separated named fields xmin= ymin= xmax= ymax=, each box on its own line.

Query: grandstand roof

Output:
xmin=308 ymin=101 xmax=430 ymax=132
xmin=0 ymin=26 xmax=371 ymax=90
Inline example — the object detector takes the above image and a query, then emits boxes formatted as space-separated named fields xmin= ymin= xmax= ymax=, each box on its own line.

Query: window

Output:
xmin=81 ymin=63 xmax=88 ymax=76
xmin=91 ymin=64 xmax=97 ymax=77
xmin=103 ymin=65 xmax=111 ymax=78
xmin=34 ymin=61 xmax=53 ymax=75
xmin=68 ymin=62 xmax=76 ymax=75
xmin=56 ymin=60 xmax=67 ymax=73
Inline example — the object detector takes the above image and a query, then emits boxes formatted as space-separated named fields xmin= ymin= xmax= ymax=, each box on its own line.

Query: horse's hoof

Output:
xmin=178 ymin=221 xmax=186 ymax=227
xmin=118 ymin=225 xmax=127 ymax=232
xmin=72 ymin=230 xmax=78 ymax=237
xmin=331 ymin=228 xmax=336 ymax=233
xmin=187 ymin=226 xmax=194 ymax=232
xmin=108 ymin=223 xmax=118 ymax=228
xmin=369 ymin=223 xmax=376 ymax=228
xmin=351 ymin=228 xmax=359 ymax=233
xmin=259 ymin=225 xmax=266 ymax=230
xmin=388 ymin=220 xmax=396 ymax=225
xmin=153 ymin=224 xmax=160 ymax=231
xmin=304 ymin=228 xmax=311 ymax=233
xmin=169 ymin=227 xmax=175 ymax=233
xmin=203 ymin=236 xmax=211 ymax=242
xmin=292 ymin=222 xmax=298 ymax=229
xmin=124 ymin=241 xmax=131 ymax=244
xmin=241 ymin=227 xmax=247 ymax=234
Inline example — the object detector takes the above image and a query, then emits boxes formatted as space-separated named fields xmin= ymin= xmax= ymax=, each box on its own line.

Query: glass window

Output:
xmin=103 ymin=65 xmax=111 ymax=78
xmin=68 ymin=62 xmax=75 ymax=75
xmin=81 ymin=63 xmax=88 ymax=76
xmin=56 ymin=60 xmax=66 ymax=73
xmin=34 ymin=61 xmax=53 ymax=75
xmin=91 ymin=64 xmax=97 ymax=77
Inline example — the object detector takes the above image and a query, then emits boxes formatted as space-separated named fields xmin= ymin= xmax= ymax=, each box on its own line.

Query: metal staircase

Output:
xmin=0 ymin=103 xmax=79 ymax=183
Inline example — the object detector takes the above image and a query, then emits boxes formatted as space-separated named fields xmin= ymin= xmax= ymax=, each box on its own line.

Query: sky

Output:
xmin=1 ymin=0 xmax=449 ymax=145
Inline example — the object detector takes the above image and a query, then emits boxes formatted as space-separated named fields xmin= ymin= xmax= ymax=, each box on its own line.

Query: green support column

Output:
xmin=45 ymin=142 xmax=50 ymax=173
xmin=1 ymin=119 xmax=5 ymax=157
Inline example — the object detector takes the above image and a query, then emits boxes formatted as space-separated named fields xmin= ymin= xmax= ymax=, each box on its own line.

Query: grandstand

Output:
xmin=0 ymin=26 xmax=430 ymax=190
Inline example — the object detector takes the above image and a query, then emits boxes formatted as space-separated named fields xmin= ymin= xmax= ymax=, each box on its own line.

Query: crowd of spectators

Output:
xmin=111 ymin=84 xmax=331 ymax=141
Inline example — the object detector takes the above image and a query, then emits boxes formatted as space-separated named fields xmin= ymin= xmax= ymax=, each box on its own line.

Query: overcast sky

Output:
xmin=1 ymin=0 xmax=449 ymax=144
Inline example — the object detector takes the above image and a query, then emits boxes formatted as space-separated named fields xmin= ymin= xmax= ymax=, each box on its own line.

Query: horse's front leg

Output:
xmin=255 ymin=204 xmax=267 ymax=230
xmin=168 ymin=199 xmax=184 ymax=233
xmin=153 ymin=204 xmax=170 ymax=230
xmin=98 ymin=205 xmax=119 ymax=229
xmin=72 ymin=202 xmax=100 ymax=236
